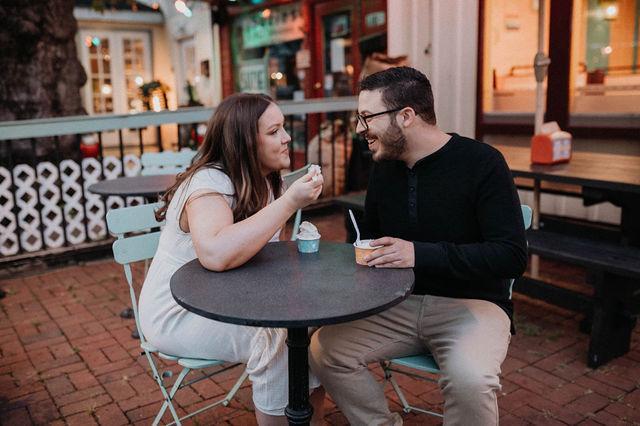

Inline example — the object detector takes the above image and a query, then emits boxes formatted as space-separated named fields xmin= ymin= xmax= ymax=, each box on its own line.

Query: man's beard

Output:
xmin=369 ymin=119 xmax=407 ymax=162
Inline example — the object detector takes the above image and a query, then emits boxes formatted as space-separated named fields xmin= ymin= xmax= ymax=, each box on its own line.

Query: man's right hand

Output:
xmin=365 ymin=237 xmax=415 ymax=268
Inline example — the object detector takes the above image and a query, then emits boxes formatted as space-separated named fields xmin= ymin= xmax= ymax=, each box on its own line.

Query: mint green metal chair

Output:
xmin=106 ymin=202 xmax=248 ymax=426
xmin=282 ymin=164 xmax=311 ymax=241
xmin=382 ymin=205 xmax=533 ymax=418
xmin=140 ymin=150 xmax=197 ymax=176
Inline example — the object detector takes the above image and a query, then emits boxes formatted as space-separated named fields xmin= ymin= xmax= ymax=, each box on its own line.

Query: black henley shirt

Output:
xmin=362 ymin=134 xmax=528 ymax=322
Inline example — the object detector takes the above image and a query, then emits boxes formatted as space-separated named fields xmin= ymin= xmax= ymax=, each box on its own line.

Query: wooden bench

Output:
xmin=514 ymin=178 xmax=583 ymax=198
xmin=519 ymin=230 xmax=640 ymax=368
xmin=332 ymin=191 xmax=640 ymax=367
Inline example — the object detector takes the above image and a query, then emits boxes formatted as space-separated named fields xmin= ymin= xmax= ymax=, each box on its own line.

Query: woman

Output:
xmin=139 ymin=93 xmax=325 ymax=425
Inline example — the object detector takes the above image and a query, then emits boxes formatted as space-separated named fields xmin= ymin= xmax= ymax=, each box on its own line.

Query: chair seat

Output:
xmin=178 ymin=357 xmax=226 ymax=369
xmin=141 ymin=341 xmax=180 ymax=361
xmin=391 ymin=354 xmax=440 ymax=374
xmin=140 ymin=341 xmax=159 ymax=354
xmin=140 ymin=341 xmax=225 ymax=368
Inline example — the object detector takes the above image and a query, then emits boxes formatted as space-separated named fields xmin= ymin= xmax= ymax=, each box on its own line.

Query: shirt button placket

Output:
xmin=408 ymin=170 xmax=418 ymax=225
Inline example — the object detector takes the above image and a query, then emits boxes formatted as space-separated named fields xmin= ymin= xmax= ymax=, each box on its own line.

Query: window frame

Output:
xmin=78 ymin=29 xmax=153 ymax=115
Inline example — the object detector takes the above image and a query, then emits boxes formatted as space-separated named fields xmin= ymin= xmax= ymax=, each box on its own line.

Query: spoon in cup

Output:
xmin=348 ymin=209 xmax=361 ymax=246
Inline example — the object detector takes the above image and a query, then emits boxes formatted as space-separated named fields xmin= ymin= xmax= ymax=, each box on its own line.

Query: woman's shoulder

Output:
xmin=189 ymin=165 xmax=235 ymax=194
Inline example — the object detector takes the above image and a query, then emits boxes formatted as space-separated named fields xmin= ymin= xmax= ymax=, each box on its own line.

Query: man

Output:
xmin=309 ymin=67 xmax=527 ymax=425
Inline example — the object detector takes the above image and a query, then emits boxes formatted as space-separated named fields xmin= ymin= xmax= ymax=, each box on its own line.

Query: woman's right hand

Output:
xmin=284 ymin=169 xmax=324 ymax=210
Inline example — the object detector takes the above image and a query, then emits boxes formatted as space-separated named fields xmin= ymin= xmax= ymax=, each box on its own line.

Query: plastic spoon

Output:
xmin=348 ymin=209 xmax=361 ymax=245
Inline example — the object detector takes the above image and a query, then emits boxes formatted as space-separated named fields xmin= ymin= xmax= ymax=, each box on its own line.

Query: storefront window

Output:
xmin=322 ymin=12 xmax=355 ymax=97
xmin=482 ymin=0 xmax=550 ymax=114
xmin=123 ymin=37 xmax=149 ymax=113
xmin=570 ymin=0 xmax=640 ymax=114
xmin=86 ymin=37 xmax=114 ymax=114
xmin=231 ymin=3 xmax=305 ymax=101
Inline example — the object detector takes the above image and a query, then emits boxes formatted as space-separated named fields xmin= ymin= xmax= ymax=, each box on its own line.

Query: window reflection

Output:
xmin=571 ymin=0 xmax=640 ymax=114
xmin=482 ymin=0 xmax=550 ymax=114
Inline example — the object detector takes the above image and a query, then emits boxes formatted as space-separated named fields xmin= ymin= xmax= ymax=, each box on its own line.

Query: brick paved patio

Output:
xmin=1 ymin=209 xmax=639 ymax=425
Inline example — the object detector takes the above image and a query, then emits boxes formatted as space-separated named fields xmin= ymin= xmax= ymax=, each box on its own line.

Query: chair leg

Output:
xmin=223 ymin=370 xmax=249 ymax=406
xmin=145 ymin=352 xmax=183 ymax=426
xmin=154 ymin=367 xmax=191 ymax=426
xmin=145 ymin=352 xmax=249 ymax=426
xmin=164 ymin=369 xmax=249 ymax=426
xmin=151 ymin=365 xmax=249 ymax=426
xmin=381 ymin=362 xmax=412 ymax=414
xmin=380 ymin=362 xmax=444 ymax=419
xmin=290 ymin=209 xmax=302 ymax=241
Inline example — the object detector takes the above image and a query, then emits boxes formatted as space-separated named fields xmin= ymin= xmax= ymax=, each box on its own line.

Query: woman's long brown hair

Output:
xmin=155 ymin=93 xmax=282 ymax=223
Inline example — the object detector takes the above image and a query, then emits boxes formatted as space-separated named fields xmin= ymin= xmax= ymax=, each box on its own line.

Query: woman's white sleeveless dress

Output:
xmin=139 ymin=167 xmax=319 ymax=416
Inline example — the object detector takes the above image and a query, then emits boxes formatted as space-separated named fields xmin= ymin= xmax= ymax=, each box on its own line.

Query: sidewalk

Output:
xmin=1 ymin=209 xmax=638 ymax=425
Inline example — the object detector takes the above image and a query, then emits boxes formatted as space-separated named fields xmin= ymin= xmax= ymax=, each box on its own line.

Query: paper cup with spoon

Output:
xmin=349 ymin=209 xmax=382 ymax=265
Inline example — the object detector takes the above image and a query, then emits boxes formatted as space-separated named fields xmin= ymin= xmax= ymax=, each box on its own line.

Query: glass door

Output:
xmin=78 ymin=30 xmax=153 ymax=156
xmin=79 ymin=30 xmax=152 ymax=115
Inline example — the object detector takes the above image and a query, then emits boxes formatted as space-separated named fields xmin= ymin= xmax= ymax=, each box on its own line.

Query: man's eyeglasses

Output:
xmin=356 ymin=107 xmax=404 ymax=132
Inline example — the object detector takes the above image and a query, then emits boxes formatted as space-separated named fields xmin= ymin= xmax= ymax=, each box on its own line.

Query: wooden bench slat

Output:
xmin=514 ymin=178 xmax=583 ymax=196
xmin=527 ymin=230 xmax=640 ymax=278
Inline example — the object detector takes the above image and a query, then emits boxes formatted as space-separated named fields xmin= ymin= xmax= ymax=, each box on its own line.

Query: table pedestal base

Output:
xmin=285 ymin=327 xmax=313 ymax=425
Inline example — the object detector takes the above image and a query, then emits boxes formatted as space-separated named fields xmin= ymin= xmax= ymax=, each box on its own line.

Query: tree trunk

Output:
xmin=0 ymin=0 xmax=87 ymax=162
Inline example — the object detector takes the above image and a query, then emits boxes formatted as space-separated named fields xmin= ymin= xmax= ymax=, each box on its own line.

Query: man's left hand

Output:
xmin=364 ymin=237 xmax=415 ymax=268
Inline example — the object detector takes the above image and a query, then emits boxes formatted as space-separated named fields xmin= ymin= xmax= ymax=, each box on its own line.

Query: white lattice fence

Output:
xmin=0 ymin=155 xmax=143 ymax=257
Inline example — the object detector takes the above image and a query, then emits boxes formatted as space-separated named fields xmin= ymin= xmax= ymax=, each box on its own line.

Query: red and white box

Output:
xmin=531 ymin=121 xmax=572 ymax=165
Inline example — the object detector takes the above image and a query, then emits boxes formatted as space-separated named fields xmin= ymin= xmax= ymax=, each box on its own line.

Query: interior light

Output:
xmin=601 ymin=1 xmax=619 ymax=20
xmin=174 ymin=0 xmax=192 ymax=18
xmin=605 ymin=5 xmax=618 ymax=19
xmin=152 ymin=95 xmax=162 ymax=112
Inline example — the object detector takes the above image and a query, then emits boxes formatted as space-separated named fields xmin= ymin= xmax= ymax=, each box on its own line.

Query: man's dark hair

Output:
xmin=360 ymin=66 xmax=436 ymax=125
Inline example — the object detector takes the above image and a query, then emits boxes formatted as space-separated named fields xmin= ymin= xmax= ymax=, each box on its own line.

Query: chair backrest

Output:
xmin=140 ymin=150 xmax=197 ymax=176
xmin=282 ymin=164 xmax=312 ymax=241
xmin=521 ymin=204 xmax=532 ymax=230
xmin=282 ymin=164 xmax=311 ymax=187
xmin=509 ymin=204 xmax=533 ymax=299
xmin=106 ymin=202 xmax=165 ymax=340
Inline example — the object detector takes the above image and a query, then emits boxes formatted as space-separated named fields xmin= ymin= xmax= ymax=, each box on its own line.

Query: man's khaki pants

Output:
xmin=309 ymin=294 xmax=511 ymax=425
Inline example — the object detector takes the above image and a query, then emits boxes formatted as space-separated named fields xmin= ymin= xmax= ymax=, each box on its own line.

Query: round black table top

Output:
xmin=171 ymin=241 xmax=415 ymax=328
xmin=87 ymin=174 xmax=176 ymax=198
